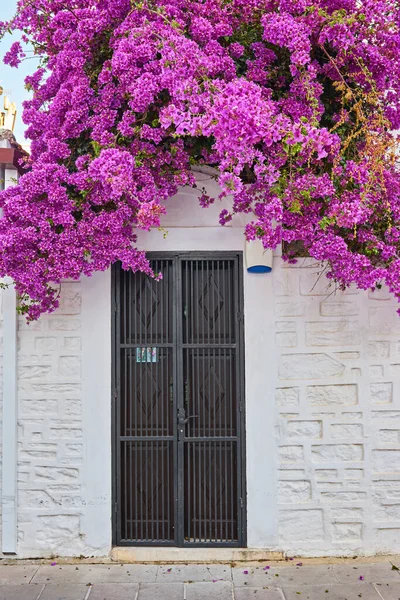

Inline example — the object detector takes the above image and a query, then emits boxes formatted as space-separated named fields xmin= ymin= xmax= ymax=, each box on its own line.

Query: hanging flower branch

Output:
xmin=1 ymin=0 xmax=400 ymax=319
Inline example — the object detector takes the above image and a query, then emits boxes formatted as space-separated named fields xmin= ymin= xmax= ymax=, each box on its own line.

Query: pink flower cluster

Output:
xmin=1 ymin=0 xmax=400 ymax=318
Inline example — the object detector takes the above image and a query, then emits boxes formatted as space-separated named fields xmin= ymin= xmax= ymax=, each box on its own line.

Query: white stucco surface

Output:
xmin=1 ymin=172 xmax=400 ymax=557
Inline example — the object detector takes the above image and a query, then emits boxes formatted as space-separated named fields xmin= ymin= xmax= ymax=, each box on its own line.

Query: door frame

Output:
xmin=111 ymin=251 xmax=247 ymax=547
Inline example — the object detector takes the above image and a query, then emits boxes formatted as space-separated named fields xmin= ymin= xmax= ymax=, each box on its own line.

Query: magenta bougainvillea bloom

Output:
xmin=1 ymin=0 xmax=400 ymax=318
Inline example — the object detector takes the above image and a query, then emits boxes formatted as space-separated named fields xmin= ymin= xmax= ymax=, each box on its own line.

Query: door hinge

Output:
xmin=113 ymin=388 xmax=118 ymax=404
xmin=114 ymin=501 xmax=119 ymax=513
xmin=237 ymin=311 xmax=244 ymax=322
xmin=239 ymin=497 xmax=244 ymax=509
xmin=239 ymin=401 xmax=243 ymax=412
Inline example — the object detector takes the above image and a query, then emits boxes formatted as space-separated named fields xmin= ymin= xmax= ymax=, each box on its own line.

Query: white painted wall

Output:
xmin=2 ymin=171 xmax=400 ymax=557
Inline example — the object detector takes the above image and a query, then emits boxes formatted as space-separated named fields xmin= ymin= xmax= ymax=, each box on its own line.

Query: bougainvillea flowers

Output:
xmin=1 ymin=0 xmax=400 ymax=318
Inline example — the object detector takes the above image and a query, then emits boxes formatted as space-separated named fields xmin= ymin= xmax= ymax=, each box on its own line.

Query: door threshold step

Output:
xmin=111 ymin=547 xmax=283 ymax=564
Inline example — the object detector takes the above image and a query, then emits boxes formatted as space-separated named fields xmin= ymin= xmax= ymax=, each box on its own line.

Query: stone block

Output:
xmin=300 ymin=272 xmax=337 ymax=296
xmin=35 ymin=466 xmax=79 ymax=481
xmin=331 ymin=424 xmax=363 ymax=439
xmin=279 ymin=446 xmax=304 ymax=463
xmin=276 ymin=302 xmax=305 ymax=317
xmin=0 ymin=585 xmax=42 ymax=600
xmin=306 ymin=321 xmax=362 ymax=346
xmin=307 ymin=384 xmax=357 ymax=406
xmin=185 ymin=582 xmax=233 ymax=600
xmin=366 ymin=341 xmax=390 ymax=358
xmin=279 ymin=480 xmax=311 ymax=503
xmin=311 ymin=444 xmax=364 ymax=462
xmin=331 ymin=507 xmax=363 ymax=520
xmin=332 ymin=522 xmax=363 ymax=541
xmin=49 ymin=427 xmax=83 ymax=440
xmin=63 ymin=399 xmax=82 ymax=417
xmin=278 ymin=469 xmax=305 ymax=478
xmin=369 ymin=307 xmax=400 ymax=335
xmin=20 ymin=448 xmax=57 ymax=460
xmin=33 ymin=564 xmax=158 ymax=584
xmin=29 ymin=383 xmax=81 ymax=397
xmin=49 ymin=318 xmax=81 ymax=331
xmin=273 ymin=271 xmax=294 ymax=296
xmin=287 ymin=420 xmax=322 ymax=439
xmin=137 ymin=583 xmax=184 ymax=599
xmin=59 ymin=356 xmax=82 ymax=379
xmin=19 ymin=490 xmax=57 ymax=509
xmin=63 ymin=336 xmax=82 ymax=351
xmin=20 ymin=399 xmax=58 ymax=417
xmin=36 ymin=515 xmax=81 ymax=550
xmin=65 ymin=444 xmax=83 ymax=457
xmin=275 ymin=321 xmax=297 ymax=332
xmin=375 ymin=529 xmax=400 ymax=553
xmin=234 ymin=587 xmax=284 ymax=600
xmin=276 ymin=332 xmax=297 ymax=348
xmin=315 ymin=469 xmax=338 ymax=481
xmin=276 ymin=388 xmax=299 ymax=408
xmin=282 ymin=584 xmax=376 ymax=600
xmin=35 ymin=337 xmax=57 ymax=352
xmin=316 ymin=482 xmax=342 ymax=491
xmin=344 ymin=469 xmax=364 ymax=480
xmin=379 ymin=430 xmax=400 ymax=444
xmin=369 ymin=365 xmax=384 ymax=378
xmin=58 ymin=285 xmax=82 ymax=315
xmin=374 ymin=504 xmax=400 ymax=521
xmin=279 ymin=509 xmax=324 ymax=542
xmin=372 ymin=410 xmax=400 ymax=421
xmin=334 ymin=352 xmax=360 ymax=360
xmin=0 ymin=566 xmax=41 ymax=585
xmin=18 ymin=365 xmax=52 ymax=381
xmin=89 ymin=584 xmax=140 ymax=600
xmin=370 ymin=382 xmax=393 ymax=404
xmin=279 ymin=354 xmax=344 ymax=380
xmin=321 ymin=491 xmax=367 ymax=502
xmin=320 ymin=301 xmax=358 ymax=317
xmin=372 ymin=450 xmax=400 ymax=473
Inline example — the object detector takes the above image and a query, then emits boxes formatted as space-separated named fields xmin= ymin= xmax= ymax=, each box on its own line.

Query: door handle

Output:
xmin=179 ymin=414 xmax=198 ymax=425
xmin=177 ymin=408 xmax=198 ymax=426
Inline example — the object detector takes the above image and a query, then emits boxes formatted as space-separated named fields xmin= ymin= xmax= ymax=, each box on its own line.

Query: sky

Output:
xmin=0 ymin=0 xmax=38 ymax=143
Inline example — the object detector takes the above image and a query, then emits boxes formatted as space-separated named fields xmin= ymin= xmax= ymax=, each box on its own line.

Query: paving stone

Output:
xmin=333 ymin=562 xmax=400 ymax=583
xmin=232 ymin=565 xmax=337 ymax=587
xmin=0 ymin=565 xmax=39 ymax=585
xmin=282 ymin=583 xmax=381 ymax=600
xmin=156 ymin=564 xmax=230 ymax=582
xmin=39 ymin=584 xmax=89 ymax=600
xmin=0 ymin=584 xmax=42 ymax=600
xmin=88 ymin=583 xmax=139 ymax=599
xmin=137 ymin=582 xmax=184 ymax=599
xmin=185 ymin=581 xmax=233 ymax=599
xmin=374 ymin=581 xmax=400 ymax=599
xmin=32 ymin=564 xmax=158 ymax=584
xmin=234 ymin=586 xmax=285 ymax=599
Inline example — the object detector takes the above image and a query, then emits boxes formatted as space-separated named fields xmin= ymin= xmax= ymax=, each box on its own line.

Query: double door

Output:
xmin=113 ymin=253 xmax=246 ymax=546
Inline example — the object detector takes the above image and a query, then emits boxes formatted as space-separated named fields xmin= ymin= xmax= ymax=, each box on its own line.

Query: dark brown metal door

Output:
xmin=113 ymin=253 xmax=246 ymax=547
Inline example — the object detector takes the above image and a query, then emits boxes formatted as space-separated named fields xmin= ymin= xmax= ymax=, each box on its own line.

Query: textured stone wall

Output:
xmin=17 ymin=282 xmax=86 ymax=556
xmin=275 ymin=257 xmax=400 ymax=556
xmin=3 ymin=229 xmax=400 ymax=557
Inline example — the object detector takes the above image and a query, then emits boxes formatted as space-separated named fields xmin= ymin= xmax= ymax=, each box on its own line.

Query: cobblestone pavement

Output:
xmin=0 ymin=559 xmax=399 ymax=599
